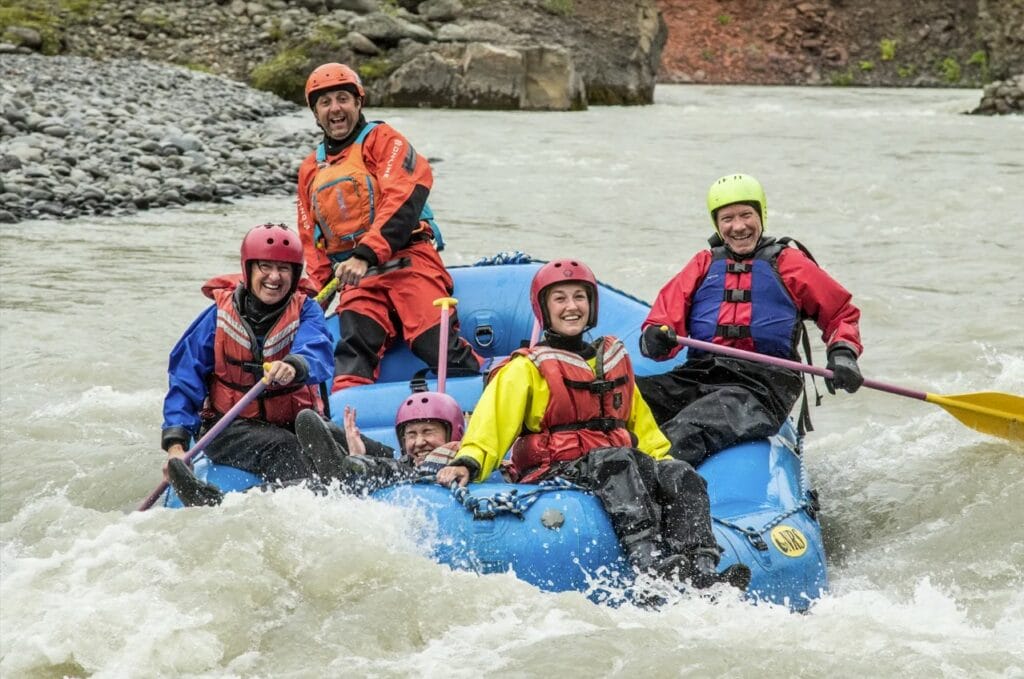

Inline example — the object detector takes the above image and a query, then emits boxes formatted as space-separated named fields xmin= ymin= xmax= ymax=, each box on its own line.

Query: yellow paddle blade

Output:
xmin=924 ymin=391 xmax=1024 ymax=442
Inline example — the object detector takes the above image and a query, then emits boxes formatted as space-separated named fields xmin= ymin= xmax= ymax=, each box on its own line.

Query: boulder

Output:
xmin=457 ymin=42 xmax=523 ymax=109
xmin=523 ymin=45 xmax=586 ymax=111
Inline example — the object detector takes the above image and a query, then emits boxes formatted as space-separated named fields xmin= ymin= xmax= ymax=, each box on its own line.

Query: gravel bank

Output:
xmin=0 ymin=54 xmax=314 ymax=224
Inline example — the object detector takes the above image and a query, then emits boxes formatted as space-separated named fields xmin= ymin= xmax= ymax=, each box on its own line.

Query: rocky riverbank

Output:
xmin=0 ymin=55 xmax=311 ymax=223
xmin=0 ymin=0 xmax=663 ymax=111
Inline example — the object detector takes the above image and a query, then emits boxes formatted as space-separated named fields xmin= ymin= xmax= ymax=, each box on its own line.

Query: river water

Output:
xmin=2 ymin=85 xmax=1022 ymax=677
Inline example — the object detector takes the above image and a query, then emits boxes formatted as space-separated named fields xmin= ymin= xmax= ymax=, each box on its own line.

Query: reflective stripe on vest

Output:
xmin=208 ymin=282 xmax=322 ymax=425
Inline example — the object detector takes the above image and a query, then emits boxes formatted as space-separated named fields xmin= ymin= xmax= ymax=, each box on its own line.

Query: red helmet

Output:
xmin=530 ymin=259 xmax=598 ymax=332
xmin=305 ymin=63 xmax=365 ymax=109
xmin=240 ymin=223 xmax=304 ymax=288
xmin=395 ymin=391 xmax=465 ymax=443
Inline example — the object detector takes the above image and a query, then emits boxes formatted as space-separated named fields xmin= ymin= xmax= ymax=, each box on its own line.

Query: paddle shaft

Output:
xmin=137 ymin=379 xmax=268 ymax=511
xmin=674 ymin=336 xmax=1023 ymax=424
xmin=317 ymin=256 xmax=412 ymax=308
xmin=674 ymin=335 xmax=926 ymax=399
xmin=433 ymin=297 xmax=458 ymax=393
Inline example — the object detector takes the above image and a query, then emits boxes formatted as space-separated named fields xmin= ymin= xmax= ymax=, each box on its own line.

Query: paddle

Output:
xmin=316 ymin=256 xmax=412 ymax=310
xmin=669 ymin=333 xmax=1024 ymax=443
xmin=432 ymin=296 xmax=458 ymax=393
xmin=138 ymin=374 xmax=270 ymax=511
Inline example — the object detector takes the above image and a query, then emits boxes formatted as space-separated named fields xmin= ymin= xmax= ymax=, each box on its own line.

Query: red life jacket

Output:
xmin=204 ymin=274 xmax=323 ymax=426
xmin=510 ymin=337 xmax=636 ymax=484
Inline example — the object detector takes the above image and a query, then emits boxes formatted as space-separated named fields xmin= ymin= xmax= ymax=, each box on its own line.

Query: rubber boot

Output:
xmin=167 ymin=458 xmax=224 ymax=507
xmin=688 ymin=553 xmax=752 ymax=591
xmin=624 ymin=539 xmax=696 ymax=582
xmin=623 ymin=539 xmax=663 ymax=574
xmin=295 ymin=409 xmax=362 ymax=482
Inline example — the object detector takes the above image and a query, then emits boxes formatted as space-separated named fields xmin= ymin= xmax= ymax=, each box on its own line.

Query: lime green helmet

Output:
xmin=706 ymin=173 xmax=768 ymax=233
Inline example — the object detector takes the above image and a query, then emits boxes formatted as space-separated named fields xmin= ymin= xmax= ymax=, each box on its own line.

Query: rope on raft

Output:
xmin=473 ymin=251 xmax=536 ymax=266
xmin=413 ymin=475 xmax=585 ymax=520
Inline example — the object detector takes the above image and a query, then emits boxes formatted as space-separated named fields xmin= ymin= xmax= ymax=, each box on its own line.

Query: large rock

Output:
xmin=457 ymin=42 xmax=523 ymax=109
xmin=377 ymin=42 xmax=585 ymax=110
xmin=971 ymin=73 xmax=1024 ymax=115
xmin=349 ymin=11 xmax=434 ymax=47
xmin=380 ymin=50 xmax=459 ymax=107
xmin=523 ymin=45 xmax=586 ymax=111
xmin=464 ymin=0 xmax=665 ymax=105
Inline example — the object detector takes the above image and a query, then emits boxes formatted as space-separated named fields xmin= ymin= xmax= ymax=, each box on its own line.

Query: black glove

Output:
xmin=641 ymin=325 xmax=678 ymax=359
xmin=825 ymin=347 xmax=863 ymax=394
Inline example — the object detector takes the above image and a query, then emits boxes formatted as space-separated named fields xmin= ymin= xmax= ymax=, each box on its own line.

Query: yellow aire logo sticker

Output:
xmin=770 ymin=525 xmax=808 ymax=557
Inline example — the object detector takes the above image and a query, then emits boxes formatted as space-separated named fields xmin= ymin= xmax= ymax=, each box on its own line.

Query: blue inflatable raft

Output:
xmin=163 ymin=257 xmax=828 ymax=611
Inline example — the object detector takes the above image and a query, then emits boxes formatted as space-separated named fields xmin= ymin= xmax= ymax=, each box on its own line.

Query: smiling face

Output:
xmin=715 ymin=203 xmax=763 ymax=256
xmin=313 ymin=88 xmax=362 ymax=141
xmin=250 ymin=260 xmax=294 ymax=305
xmin=544 ymin=282 xmax=591 ymax=337
xmin=401 ymin=420 xmax=449 ymax=465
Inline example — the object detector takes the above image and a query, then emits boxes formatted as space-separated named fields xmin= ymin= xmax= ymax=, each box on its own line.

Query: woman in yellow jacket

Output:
xmin=436 ymin=259 xmax=749 ymax=591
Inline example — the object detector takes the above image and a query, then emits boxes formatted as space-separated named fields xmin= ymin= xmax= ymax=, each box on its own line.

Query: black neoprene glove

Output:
xmin=641 ymin=325 xmax=678 ymax=359
xmin=826 ymin=347 xmax=863 ymax=394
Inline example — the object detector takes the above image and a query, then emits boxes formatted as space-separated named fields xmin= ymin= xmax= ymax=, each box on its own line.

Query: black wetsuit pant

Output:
xmin=201 ymin=417 xmax=349 ymax=482
xmin=555 ymin=447 xmax=720 ymax=560
xmin=337 ymin=456 xmax=422 ymax=495
xmin=636 ymin=356 xmax=803 ymax=466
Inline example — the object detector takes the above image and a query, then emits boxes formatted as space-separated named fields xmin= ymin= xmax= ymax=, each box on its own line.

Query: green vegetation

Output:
xmin=249 ymin=22 xmax=354 ymax=102
xmin=250 ymin=47 xmax=311 ymax=102
xmin=859 ymin=60 xmax=874 ymax=71
xmin=879 ymin=38 xmax=896 ymax=61
xmin=830 ymin=70 xmax=855 ymax=86
xmin=266 ymin=19 xmax=284 ymax=43
xmin=897 ymin=64 xmax=915 ymax=78
xmin=717 ymin=14 xmax=733 ymax=26
xmin=967 ymin=50 xmax=989 ymax=82
xmin=542 ymin=0 xmax=574 ymax=16
xmin=939 ymin=56 xmax=961 ymax=84
xmin=701 ymin=48 xmax=715 ymax=62
xmin=310 ymin=21 xmax=348 ymax=47
xmin=0 ymin=0 xmax=97 ymax=55
xmin=357 ymin=57 xmax=398 ymax=82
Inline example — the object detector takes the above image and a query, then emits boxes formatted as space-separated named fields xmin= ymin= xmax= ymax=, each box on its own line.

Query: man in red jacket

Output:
xmin=295 ymin=63 xmax=480 ymax=392
xmin=638 ymin=174 xmax=864 ymax=464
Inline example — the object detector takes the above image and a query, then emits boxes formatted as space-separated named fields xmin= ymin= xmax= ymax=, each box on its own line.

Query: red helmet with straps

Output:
xmin=240 ymin=223 xmax=304 ymax=288
xmin=305 ymin=63 xmax=365 ymax=109
xmin=530 ymin=259 xmax=599 ymax=332
xmin=395 ymin=391 xmax=465 ymax=442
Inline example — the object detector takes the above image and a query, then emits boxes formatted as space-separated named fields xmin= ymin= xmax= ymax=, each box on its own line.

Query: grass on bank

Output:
xmin=0 ymin=0 xmax=95 ymax=55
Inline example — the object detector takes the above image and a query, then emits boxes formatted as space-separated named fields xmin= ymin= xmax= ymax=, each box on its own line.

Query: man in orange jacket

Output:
xmin=295 ymin=63 xmax=480 ymax=392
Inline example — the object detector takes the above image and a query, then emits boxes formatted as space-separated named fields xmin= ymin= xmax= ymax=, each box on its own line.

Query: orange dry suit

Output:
xmin=306 ymin=121 xmax=442 ymax=266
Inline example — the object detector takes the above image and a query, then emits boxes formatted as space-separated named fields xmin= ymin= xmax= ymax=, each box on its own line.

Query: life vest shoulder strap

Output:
xmin=315 ymin=121 xmax=382 ymax=164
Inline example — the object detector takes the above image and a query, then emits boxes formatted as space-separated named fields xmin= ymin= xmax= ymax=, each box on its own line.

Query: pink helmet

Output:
xmin=529 ymin=258 xmax=598 ymax=331
xmin=395 ymin=391 xmax=465 ymax=442
xmin=240 ymin=223 xmax=304 ymax=288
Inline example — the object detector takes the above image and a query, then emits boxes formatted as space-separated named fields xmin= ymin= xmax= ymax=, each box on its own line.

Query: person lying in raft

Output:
xmin=433 ymin=259 xmax=751 ymax=591
xmin=162 ymin=224 xmax=340 ymax=507
xmin=289 ymin=391 xmax=466 ymax=493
